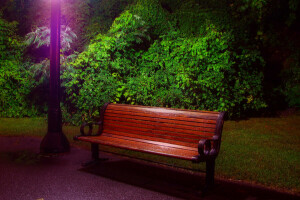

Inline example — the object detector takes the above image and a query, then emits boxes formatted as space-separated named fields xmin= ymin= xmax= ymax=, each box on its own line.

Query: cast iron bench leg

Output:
xmin=82 ymin=143 xmax=108 ymax=167
xmin=201 ymin=159 xmax=215 ymax=196
xmin=92 ymin=143 xmax=99 ymax=160
xmin=206 ymin=159 xmax=215 ymax=187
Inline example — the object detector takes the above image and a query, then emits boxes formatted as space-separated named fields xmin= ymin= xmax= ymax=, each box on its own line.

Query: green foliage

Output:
xmin=87 ymin=0 xmax=133 ymax=37
xmin=62 ymin=10 xmax=150 ymax=123
xmin=0 ymin=17 xmax=21 ymax=59
xmin=165 ymin=0 xmax=232 ymax=36
xmin=287 ymin=0 xmax=299 ymax=26
xmin=0 ymin=61 xmax=38 ymax=117
xmin=25 ymin=27 xmax=50 ymax=48
xmin=0 ymin=16 xmax=40 ymax=117
xmin=109 ymin=10 xmax=151 ymax=49
xmin=63 ymin=4 xmax=266 ymax=122
xmin=25 ymin=25 xmax=77 ymax=53
xmin=133 ymin=28 xmax=265 ymax=116
xmin=2 ymin=0 xmax=298 ymax=121
xmin=22 ymin=19 xmax=78 ymax=115
xmin=62 ymin=0 xmax=91 ymax=51
xmin=279 ymin=53 xmax=300 ymax=108
xmin=130 ymin=0 xmax=172 ymax=36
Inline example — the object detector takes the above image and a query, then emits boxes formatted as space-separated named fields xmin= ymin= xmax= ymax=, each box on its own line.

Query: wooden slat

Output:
xmin=78 ymin=134 xmax=199 ymax=160
xmin=104 ymin=122 xmax=214 ymax=139
xmin=102 ymin=133 xmax=198 ymax=150
xmin=104 ymin=113 xmax=217 ymax=128
xmin=104 ymin=120 xmax=214 ymax=139
xmin=103 ymin=123 xmax=200 ymax=144
xmin=106 ymin=106 xmax=219 ymax=121
xmin=105 ymin=110 xmax=217 ymax=124
xmin=102 ymin=130 xmax=200 ymax=148
xmin=102 ymin=128 xmax=203 ymax=147
xmin=110 ymin=103 xmax=220 ymax=115
xmin=104 ymin=119 xmax=215 ymax=135
xmin=104 ymin=115 xmax=216 ymax=130
xmin=102 ymin=104 xmax=216 ymax=147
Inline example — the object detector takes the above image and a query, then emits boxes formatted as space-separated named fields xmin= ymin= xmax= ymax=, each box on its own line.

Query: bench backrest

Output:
xmin=100 ymin=103 xmax=225 ymax=148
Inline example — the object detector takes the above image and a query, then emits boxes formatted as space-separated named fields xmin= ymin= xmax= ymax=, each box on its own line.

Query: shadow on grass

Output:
xmin=80 ymin=158 xmax=300 ymax=200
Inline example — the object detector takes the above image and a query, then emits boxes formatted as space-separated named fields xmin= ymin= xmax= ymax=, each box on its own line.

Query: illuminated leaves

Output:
xmin=24 ymin=25 xmax=77 ymax=52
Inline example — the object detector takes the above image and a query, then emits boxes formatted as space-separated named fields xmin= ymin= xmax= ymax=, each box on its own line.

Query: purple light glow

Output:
xmin=40 ymin=0 xmax=69 ymax=154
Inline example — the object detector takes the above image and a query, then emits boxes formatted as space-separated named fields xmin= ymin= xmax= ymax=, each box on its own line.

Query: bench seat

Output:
xmin=78 ymin=133 xmax=199 ymax=160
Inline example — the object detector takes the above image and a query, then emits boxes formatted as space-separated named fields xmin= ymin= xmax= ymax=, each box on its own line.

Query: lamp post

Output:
xmin=40 ymin=0 xmax=70 ymax=153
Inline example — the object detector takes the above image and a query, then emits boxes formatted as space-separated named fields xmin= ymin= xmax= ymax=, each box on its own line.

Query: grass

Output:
xmin=219 ymin=114 xmax=300 ymax=193
xmin=0 ymin=114 xmax=299 ymax=194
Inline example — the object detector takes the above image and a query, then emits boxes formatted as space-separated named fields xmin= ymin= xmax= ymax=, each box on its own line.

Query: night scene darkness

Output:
xmin=0 ymin=0 xmax=299 ymax=199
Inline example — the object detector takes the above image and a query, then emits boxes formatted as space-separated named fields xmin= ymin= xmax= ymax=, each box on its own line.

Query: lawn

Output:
xmin=0 ymin=113 xmax=299 ymax=194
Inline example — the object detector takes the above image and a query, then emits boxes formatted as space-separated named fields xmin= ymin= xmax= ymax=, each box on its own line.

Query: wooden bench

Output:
xmin=74 ymin=103 xmax=225 ymax=188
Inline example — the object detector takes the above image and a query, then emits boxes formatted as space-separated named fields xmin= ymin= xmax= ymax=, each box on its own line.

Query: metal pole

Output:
xmin=40 ymin=0 xmax=69 ymax=153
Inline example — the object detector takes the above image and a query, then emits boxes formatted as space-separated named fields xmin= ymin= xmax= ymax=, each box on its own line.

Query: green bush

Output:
xmin=279 ymin=53 xmax=300 ymax=108
xmin=133 ymin=28 xmax=266 ymax=117
xmin=167 ymin=0 xmax=231 ymax=36
xmin=130 ymin=0 xmax=172 ymax=36
xmin=1 ymin=0 xmax=298 ymax=122
xmin=62 ymin=3 xmax=266 ymax=122
xmin=0 ymin=17 xmax=38 ymax=117
xmin=62 ymin=10 xmax=150 ymax=123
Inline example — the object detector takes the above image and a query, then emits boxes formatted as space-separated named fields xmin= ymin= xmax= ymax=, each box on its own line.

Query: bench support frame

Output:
xmin=91 ymin=143 xmax=99 ymax=161
xmin=206 ymin=159 xmax=215 ymax=187
xmin=81 ymin=143 xmax=108 ymax=167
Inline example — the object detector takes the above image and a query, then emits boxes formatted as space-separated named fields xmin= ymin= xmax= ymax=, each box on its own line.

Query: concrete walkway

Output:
xmin=0 ymin=136 xmax=299 ymax=200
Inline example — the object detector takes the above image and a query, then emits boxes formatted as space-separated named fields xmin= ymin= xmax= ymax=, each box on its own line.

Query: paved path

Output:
xmin=0 ymin=136 xmax=299 ymax=200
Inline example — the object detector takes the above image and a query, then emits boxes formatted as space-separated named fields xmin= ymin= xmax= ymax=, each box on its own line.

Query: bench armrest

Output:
xmin=73 ymin=121 xmax=103 ymax=140
xmin=192 ymin=135 xmax=221 ymax=162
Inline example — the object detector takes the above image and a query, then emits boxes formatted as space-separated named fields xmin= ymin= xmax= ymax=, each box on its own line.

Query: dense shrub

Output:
xmin=62 ymin=10 xmax=150 ymax=122
xmin=62 ymin=2 xmax=266 ymax=123
xmin=130 ymin=0 xmax=172 ymax=37
xmin=133 ymin=29 xmax=266 ymax=117
xmin=2 ymin=0 xmax=297 ymax=122
xmin=278 ymin=53 xmax=300 ymax=108
xmin=0 ymin=17 xmax=38 ymax=117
